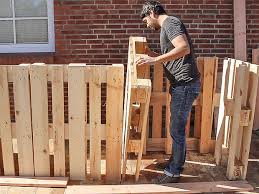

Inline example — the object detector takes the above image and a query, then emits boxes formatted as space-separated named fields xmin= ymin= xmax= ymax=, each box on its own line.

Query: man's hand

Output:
xmin=135 ymin=55 xmax=157 ymax=66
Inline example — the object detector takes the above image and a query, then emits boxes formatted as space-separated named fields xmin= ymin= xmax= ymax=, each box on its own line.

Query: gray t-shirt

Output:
xmin=160 ymin=16 xmax=200 ymax=87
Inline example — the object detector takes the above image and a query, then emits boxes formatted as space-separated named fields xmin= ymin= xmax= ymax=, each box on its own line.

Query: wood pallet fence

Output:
xmin=0 ymin=63 xmax=124 ymax=184
xmin=129 ymin=37 xmax=218 ymax=154
xmin=215 ymin=58 xmax=259 ymax=180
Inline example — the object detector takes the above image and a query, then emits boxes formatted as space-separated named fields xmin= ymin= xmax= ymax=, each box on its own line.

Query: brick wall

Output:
xmin=0 ymin=0 xmax=258 ymax=65
xmin=52 ymin=0 xmax=258 ymax=66
xmin=247 ymin=0 xmax=259 ymax=62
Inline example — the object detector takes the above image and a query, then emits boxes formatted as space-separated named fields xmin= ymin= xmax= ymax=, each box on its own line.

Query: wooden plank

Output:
xmin=30 ymin=64 xmax=50 ymax=176
xmin=50 ymin=65 xmax=65 ymax=177
xmin=89 ymin=66 xmax=102 ymax=181
xmin=122 ymin=43 xmax=133 ymax=173
xmin=65 ymin=181 xmax=253 ymax=194
xmin=252 ymin=48 xmax=259 ymax=130
xmin=135 ymin=50 xmax=150 ymax=155
xmin=152 ymin=64 xmax=163 ymax=138
xmin=129 ymin=37 xmax=138 ymax=86
xmin=106 ymin=65 xmax=124 ymax=184
xmin=68 ymin=63 xmax=87 ymax=180
xmin=194 ymin=57 xmax=204 ymax=138
xmin=234 ymin=0 xmax=247 ymax=61
xmin=241 ymin=63 xmax=259 ymax=179
xmin=223 ymin=59 xmax=236 ymax=148
xmin=199 ymin=58 xmax=215 ymax=153
xmin=235 ymin=61 xmax=249 ymax=160
xmin=215 ymin=59 xmax=230 ymax=165
xmin=13 ymin=64 xmax=34 ymax=176
xmin=135 ymin=81 xmax=151 ymax=181
xmin=0 ymin=66 xmax=15 ymax=175
xmin=0 ymin=176 xmax=68 ymax=188
xmin=227 ymin=63 xmax=246 ymax=180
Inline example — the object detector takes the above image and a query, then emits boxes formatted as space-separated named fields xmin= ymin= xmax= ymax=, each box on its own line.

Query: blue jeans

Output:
xmin=165 ymin=80 xmax=200 ymax=176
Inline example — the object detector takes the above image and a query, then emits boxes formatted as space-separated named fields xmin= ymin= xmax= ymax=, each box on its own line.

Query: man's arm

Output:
xmin=136 ymin=34 xmax=190 ymax=66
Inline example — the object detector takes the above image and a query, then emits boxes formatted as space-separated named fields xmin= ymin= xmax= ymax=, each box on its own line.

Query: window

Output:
xmin=0 ymin=0 xmax=55 ymax=53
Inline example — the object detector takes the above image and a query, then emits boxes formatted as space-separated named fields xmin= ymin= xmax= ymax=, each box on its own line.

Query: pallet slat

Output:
xmin=199 ymin=58 xmax=215 ymax=153
xmin=13 ymin=64 xmax=34 ymax=176
xmin=0 ymin=176 xmax=68 ymax=188
xmin=226 ymin=63 xmax=246 ymax=180
xmin=68 ymin=64 xmax=87 ymax=180
xmin=152 ymin=64 xmax=163 ymax=138
xmin=241 ymin=63 xmax=259 ymax=179
xmin=51 ymin=65 xmax=66 ymax=177
xmin=30 ymin=64 xmax=50 ymax=176
xmin=89 ymin=66 xmax=102 ymax=181
xmin=215 ymin=59 xmax=230 ymax=165
xmin=106 ymin=65 xmax=124 ymax=183
xmin=0 ymin=66 xmax=15 ymax=175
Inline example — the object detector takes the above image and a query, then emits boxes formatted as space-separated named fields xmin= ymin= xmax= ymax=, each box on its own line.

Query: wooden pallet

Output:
xmin=122 ymin=37 xmax=152 ymax=182
xmin=126 ymin=37 xmax=218 ymax=154
xmin=215 ymin=58 xmax=259 ymax=180
xmin=0 ymin=64 xmax=124 ymax=184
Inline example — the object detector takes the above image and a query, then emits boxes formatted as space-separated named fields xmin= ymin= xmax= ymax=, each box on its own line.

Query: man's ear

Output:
xmin=150 ymin=11 xmax=158 ymax=19
xmin=149 ymin=11 xmax=155 ymax=18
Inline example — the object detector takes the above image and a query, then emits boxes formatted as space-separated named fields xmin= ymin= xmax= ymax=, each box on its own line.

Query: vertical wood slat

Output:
xmin=235 ymin=61 xmax=249 ymax=160
xmin=68 ymin=64 xmax=87 ymax=180
xmin=136 ymin=61 xmax=150 ymax=155
xmin=224 ymin=59 xmax=236 ymax=148
xmin=122 ymin=44 xmax=133 ymax=178
xmin=152 ymin=64 xmax=163 ymax=138
xmin=51 ymin=65 xmax=66 ymax=177
xmin=30 ymin=63 xmax=50 ymax=176
xmin=13 ymin=64 xmax=34 ymax=176
xmin=194 ymin=57 xmax=204 ymax=138
xmin=106 ymin=65 xmax=124 ymax=183
xmin=226 ymin=63 xmax=247 ymax=180
xmin=0 ymin=66 xmax=15 ymax=175
xmin=199 ymin=58 xmax=215 ymax=153
xmin=241 ymin=63 xmax=259 ymax=179
xmin=215 ymin=59 xmax=231 ymax=165
xmin=89 ymin=66 xmax=102 ymax=181
xmin=135 ymin=80 xmax=151 ymax=181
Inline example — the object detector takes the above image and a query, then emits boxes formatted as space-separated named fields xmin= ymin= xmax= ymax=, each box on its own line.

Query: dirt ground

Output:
xmin=121 ymin=131 xmax=259 ymax=192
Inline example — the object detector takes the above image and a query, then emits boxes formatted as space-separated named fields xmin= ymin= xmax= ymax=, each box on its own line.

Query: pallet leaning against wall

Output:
xmin=0 ymin=63 xmax=124 ymax=184
xmin=215 ymin=58 xmax=259 ymax=180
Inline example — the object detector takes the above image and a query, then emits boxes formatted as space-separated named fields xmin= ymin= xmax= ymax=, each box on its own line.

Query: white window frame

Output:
xmin=0 ymin=0 xmax=55 ymax=53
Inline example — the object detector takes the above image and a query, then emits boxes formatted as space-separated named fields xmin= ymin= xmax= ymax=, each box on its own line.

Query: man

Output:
xmin=136 ymin=0 xmax=201 ymax=183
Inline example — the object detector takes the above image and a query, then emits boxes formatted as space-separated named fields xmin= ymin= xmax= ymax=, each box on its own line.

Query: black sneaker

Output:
xmin=152 ymin=174 xmax=180 ymax=184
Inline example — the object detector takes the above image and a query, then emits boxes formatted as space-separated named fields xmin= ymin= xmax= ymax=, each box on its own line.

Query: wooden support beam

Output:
xmin=234 ymin=0 xmax=247 ymax=61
